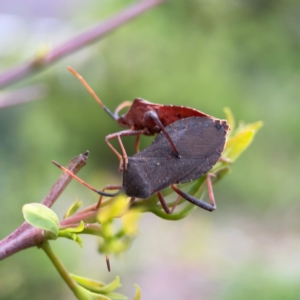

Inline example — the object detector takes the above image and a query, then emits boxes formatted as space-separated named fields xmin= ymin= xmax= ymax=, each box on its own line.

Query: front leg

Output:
xmin=105 ymin=129 xmax=145 ymax=172
xmin=144 ymin=110 xmax=181 ymax=158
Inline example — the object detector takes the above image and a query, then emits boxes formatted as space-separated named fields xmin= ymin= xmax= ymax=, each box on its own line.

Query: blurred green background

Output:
xmin=1 ymin=0 xmax=300 ymax=299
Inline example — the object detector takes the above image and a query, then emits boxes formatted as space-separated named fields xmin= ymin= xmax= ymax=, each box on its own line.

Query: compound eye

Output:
xmin=215 ymin=120 xmax=222 ymax=130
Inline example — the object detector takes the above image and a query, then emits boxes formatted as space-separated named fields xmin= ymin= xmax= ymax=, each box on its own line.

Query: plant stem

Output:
xmin=42 ymin=151 xmax=89 ymax=208
xmin=0 ymin=151 xmax=89 ymax=260
xmin=60 ymin=210 xmax=98 ymax=227
xmin=41 ymin=241 xmax=87 ymax=299
xmin=42 ymin=241 xmax=77 ymax=289
xmin=0 ymin=0 xmax=165 ymax=89
xmin=0 ymin=84 xmax=47 ymax=108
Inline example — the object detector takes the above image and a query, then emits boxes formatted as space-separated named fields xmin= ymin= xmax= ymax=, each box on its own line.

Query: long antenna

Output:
xmin=52 ymin=160 xmax=119 ymax=197
xmin=67 ymin=66 xmax=117 ymax=120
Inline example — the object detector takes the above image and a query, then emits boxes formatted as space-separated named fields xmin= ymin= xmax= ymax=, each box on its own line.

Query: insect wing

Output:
xmin=140 ymin=116 xmax=228 ymax=187
xmin=158 ymin=105 xmax=211 ymax=127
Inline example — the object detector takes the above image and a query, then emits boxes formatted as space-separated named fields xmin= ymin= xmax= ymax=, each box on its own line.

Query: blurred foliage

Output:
xmin=69 ymin=275 xmax=129 ymax=300
xmin=97 ymin=195 xmax=142 ymax=255
xmin=1 ymin=0 xmax=300 ymax=299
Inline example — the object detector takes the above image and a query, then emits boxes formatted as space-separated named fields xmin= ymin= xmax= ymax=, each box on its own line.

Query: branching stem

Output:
xmin=0 ymin=0 xmax=165 ymax=88
xmin=0 ymin=151 xmax=88 ymax=260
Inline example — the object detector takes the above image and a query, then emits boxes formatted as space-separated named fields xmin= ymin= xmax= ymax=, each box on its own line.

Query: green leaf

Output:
xmin=224 ymin=121 xmax=263 ymax=161
xmin=98 ymin=195 xmax=128 ymax=224
xmin=75 ymin=286 xmax=127 ymax=300
xmin=104 ymin=292 xmax=127 ymax=300
xmin=58 ymin=221 xmax=85 ymax=247
xmin=122 ymin=210 xmax=141 ymax=236
xmin=64 ymin=198 xmax=83 ymax=219
xmin=71 ymin=275 xmax=122 ymax=294
xmin=132 ymin=284 xmax=141 ymax=300
xmin=211 ymin=167 xmax=231 ymax=184
xmin=223 ymin=107 xmax=235 ymax=133
xmin=75 ymin=285 xmax=111 ymax=300
xmin=98 ymin=239 xmax=128 ymax=255
xmin=62 ymin=232 xmax=83 ymax=247
xmin=22 ymin=203 xmax=59 ymax=238
xmin=71 ymin=274 xmax=106 ymax=289
xmin=90 ymin=276 xmax=122 ymax=293
xmin=61 ymin=220 xmax=85 ymax=233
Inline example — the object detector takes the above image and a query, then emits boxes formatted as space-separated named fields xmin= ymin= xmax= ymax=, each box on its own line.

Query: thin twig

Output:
xmin=0 ymin=151 xmax=89 ymax=260
xmin=0 ymin=85 xmax=47 ymax=108
xmin=42 ymin=151 xmax=89 ymax=208
xmin=0 ymin=0 xmax=165 ymax=89
xmin=41 ymin=242 xmax=84 ymax=298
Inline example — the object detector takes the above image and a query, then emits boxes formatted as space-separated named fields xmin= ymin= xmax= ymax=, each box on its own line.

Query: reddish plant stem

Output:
xmin=60 ymin=210 xmax=98 ymax=227
xmin=42 ymin=151 xmax=89 ymax=208
xmin=0 ymin=85 xmax=47 ymax=108
xmin=0 ymin=151 xmax=89 ymax=260
xmin=0 ymin=0 xmax=165 ymax=88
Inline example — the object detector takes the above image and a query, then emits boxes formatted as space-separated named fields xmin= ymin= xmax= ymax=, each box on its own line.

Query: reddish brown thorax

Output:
xmin=117 ymin=98 xmax=211 ymax=135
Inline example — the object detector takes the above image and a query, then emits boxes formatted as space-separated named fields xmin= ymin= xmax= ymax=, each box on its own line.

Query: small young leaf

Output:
xmin=98 ymin=195 xmax=128 ymax=224
xmin=58 ymin=221 xmax=85 ymax=247
xmin=235 ymin=120 xmax=263 ymax=136
xmin=223 ymin=107 xmax=235 ymax=133
xmin=132 ymin=284 xmax=141 ymax=300
xmin=71 ymin=273 xmax=106 ymax=289
xmin=22 ymin=203 xmax=59 ymax=238
xmin=71 ymin=275 xmax=123 ymax=294
xmin=122 ymin=210 xmax=141 ymax=236
xmin=224 ymin=121 xmax=263 ymax=161
xmin=99 ymin=239 xmax=128 ymax=255
xmin=95 ymin=276 xmax=122 ymax=294
xmin=64 ymin=198 xmax=83 ymax=219
xmin=70 ymin=233 xmax=83 ymax=247
xmin=63 ymin=220 xmax=85 ymax=233
xmin=104 ymin=292 xmax=128 ymax=300
xmin=75 ymin=285 xmax=111 ymax=300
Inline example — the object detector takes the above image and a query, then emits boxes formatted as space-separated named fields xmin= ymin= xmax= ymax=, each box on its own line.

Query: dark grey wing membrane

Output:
xmin=126 ymin=155 xmax=189 ymax=195
xmin=136 ymin=117 xmax=227 ymax=159
xmin=122 ymin=155 xmax=175 ymax=198
xmin=174 ymin=117 xmax=227 ymax=157
xmin=135 ymin=128 xmax=177 ymax=158
xmin=123 ymin=116 xmax=229 ymax=198
xmin=127 ymin=155 xmax=213 ymax=195
xmin=173 ymin=117 xmax=228 ymax=183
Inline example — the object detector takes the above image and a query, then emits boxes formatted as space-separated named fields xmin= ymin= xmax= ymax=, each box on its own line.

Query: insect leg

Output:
xmin=171 ymin=182 xmax=216 ymax=212
xmin=170 ymin=194 xmax=182 ymax=214
xmin=129 ymin=197 xmax=136 ymax=206
xmin=96 ymin=185 xmax=122 ymax=209
xmin=144 ymin=110 xmax=181 ymax=158
xmin=206 ymin=173 xmax=216 ymax=209
xmin=134 ymin=134 xmax=141 ymax=153
xmin=157 ymin=192 xmax=183 ymax=214
xmin=114 ymin=100 xmax=132 ymax=115
xmin=157 ymin=192 xmax=171 ymax=214
xmin=105 ymin=129 xmax=145 ymax=171
xmin=218 ymin=157 xmax=232 ymax=164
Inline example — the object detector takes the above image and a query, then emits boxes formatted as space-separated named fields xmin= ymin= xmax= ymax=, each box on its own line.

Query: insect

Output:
xmin=68 ymin=67 xmax=213 ymax=170
xmin=53 ymin=116 xmax=230 ymax=213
